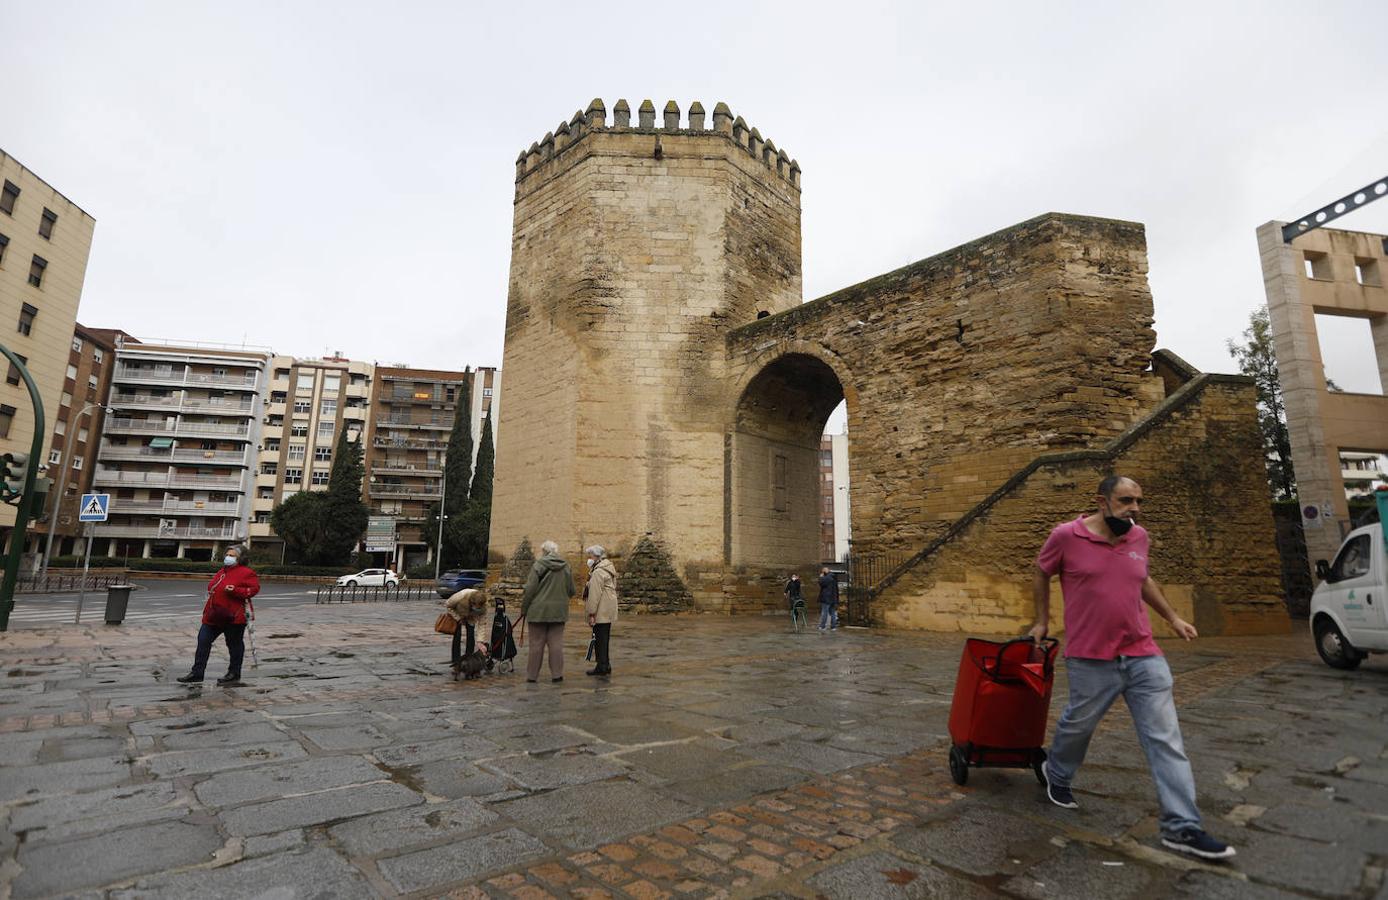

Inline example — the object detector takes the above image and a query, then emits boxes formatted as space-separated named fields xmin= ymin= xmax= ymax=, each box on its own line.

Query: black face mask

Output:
xmin=1102 ymin=502 xmax=1134 ymax=536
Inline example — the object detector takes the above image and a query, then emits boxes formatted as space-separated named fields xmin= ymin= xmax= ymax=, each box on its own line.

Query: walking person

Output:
xmin=445 ymin=587 xmax=488 ymax=677
xmin=176 ymin=545 xmax=260 ymax=686
xmin=584 ymin=546 xmax=618 ymax=677
xmin=816 ymin=566 xmax=839 ymax=632
xmin=1029 ymin=475 xmax=1235 ymax=860
xmin=521 ymin=540 xmax=576 ymax=683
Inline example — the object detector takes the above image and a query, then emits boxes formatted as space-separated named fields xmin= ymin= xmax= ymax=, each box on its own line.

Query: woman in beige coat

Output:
xmin=445 ymin=587 xmax=488 ymax=678
xmin=584 ymin=545 xmax=618 ymax=677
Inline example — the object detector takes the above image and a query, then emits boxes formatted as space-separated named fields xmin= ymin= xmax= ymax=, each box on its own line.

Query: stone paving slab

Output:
xmin=1 ymin=607 xmax=1385 ymax=898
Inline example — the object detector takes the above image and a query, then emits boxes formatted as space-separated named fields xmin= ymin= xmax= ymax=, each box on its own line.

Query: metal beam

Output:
xmin=1282 ymin=176 xmax=1388 ymax=243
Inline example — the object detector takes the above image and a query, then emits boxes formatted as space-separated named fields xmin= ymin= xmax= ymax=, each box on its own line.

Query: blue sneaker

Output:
xmin=1161 ymin=828 xmax=1236 ymax=860
xmin=1042 ymin=766 xmax=1078 ymax=809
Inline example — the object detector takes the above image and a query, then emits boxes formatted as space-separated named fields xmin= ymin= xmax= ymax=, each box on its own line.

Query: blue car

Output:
xmin=436 ymin=568 xmax=487 ymax=598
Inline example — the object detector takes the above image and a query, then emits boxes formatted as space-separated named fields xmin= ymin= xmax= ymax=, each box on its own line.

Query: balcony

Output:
xmin=105 ymin=500 xmax=241 ymax=516
xmin=113 ymin=365 xmax=258 ymax=390
xmin=94 ymin=524 xmax=240 ymax=539
xmin=371 ymin=436 xmax=447 ymax=450
xmin=109 ymin=393 xmax=181 ymax=411
xmin=370 ymin=464 xmax=443 ymax=477
xmin=92 ymin=469 xmax=243 ymax=491
xmin=376 ymin=415 xmax=451 ymax=429
xmin=98 ymin=447 xmax=249 ymax=466
xmin=180 ymin=396 xmax=255 ymax=413
xmin=106 ymin=417 xmax=250 ymax=438
xmin=368 ymin=484 xmax=442 ymax=499
xmin=168 ymin=473 xmax=244 ymax=490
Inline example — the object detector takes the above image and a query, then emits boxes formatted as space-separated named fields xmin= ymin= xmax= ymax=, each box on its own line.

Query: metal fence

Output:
xmin=315 ymin=583 xmax=436 ymax=604
xmin=842 ymin=550 xmax=909 ymax=626
xmin=16 ymin=574 xmax=124 ymax=595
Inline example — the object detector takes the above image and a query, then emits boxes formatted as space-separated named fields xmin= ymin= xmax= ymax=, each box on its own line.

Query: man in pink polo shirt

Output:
xmin=1028 ymin=475 xmax=1235 ymax=861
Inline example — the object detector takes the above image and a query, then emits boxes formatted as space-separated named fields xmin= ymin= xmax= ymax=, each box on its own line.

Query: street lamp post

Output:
xmin=40 ymin=402 xmax=111 ymax=579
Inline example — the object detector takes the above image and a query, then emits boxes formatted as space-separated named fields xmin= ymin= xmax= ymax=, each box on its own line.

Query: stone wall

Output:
xmin=872 ymin=376 xmax=1289 ymax=636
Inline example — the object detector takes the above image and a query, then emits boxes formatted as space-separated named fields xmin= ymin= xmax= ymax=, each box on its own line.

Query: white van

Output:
xmin=1310 ymin=521 xmax=1387 ymax=669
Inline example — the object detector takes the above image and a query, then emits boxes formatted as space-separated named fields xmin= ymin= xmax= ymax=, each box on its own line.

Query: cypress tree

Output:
xmin=459 ymin=407 xmax=495 ymax=566
xmin=322 ymin=427 xmax=369 ymax=564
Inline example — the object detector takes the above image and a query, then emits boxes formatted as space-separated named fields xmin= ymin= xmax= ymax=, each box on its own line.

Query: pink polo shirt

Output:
xmin=1036 ymin=517 xmax=1161 ymax=660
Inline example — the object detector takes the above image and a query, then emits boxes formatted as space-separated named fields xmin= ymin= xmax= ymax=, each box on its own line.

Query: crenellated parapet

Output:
xmin=514 ymin=98 xmax=801 ymax=190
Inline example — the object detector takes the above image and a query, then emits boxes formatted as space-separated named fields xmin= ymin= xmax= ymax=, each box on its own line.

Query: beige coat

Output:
xmin=445 ymin=588 xmax=488 ymax=625
xmin=584 ymin=559 xmax=618 ymax=624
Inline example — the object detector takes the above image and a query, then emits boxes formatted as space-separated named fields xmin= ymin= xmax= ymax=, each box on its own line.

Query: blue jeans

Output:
xmin=191 ymin=623 xmax=246 ymax=679
xmin=818 ymin=602 xmax=838 ymax=630
xmin=1046 ymin=655 xmax=1201 ymax=836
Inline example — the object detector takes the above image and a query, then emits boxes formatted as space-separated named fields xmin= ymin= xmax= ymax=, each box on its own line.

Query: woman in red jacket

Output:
xmin=176 ymin=544 xmax=261 ymax=685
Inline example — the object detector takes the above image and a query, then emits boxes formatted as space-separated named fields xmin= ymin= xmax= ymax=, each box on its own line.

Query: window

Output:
xmin=17 ymin=303 xmax=37 ymax=335
xmin=270 ymin=391 xmax=287 ymax=403
xmin=78 ymin=427 xmax=89 ymax=442
xmin=66 ymin=364 xmax=78 ymax=380
xmin=0 ymin=231 xmax=7 ymax=264
xmin=274 ymin=367 xmax=290 ymax=379
xmin=313 ymin=446 xmax=331 ymax=461
xmin=284 ymin=467 xmax=303 ymax=482
xmin=296 ymin=373 xmax=314 ymax=393
xmin=322 ymin=374 xmax=340 ymax=393
xmin=261 ymin=462 xmax=278 ymax=475
xmin=5 ymin=354 xmax=27 ymax=385
xmin=93 ymin=348 xmax=103 ymax=365
xmin=0 ymin=404 xmax=13 ymax=438
xmin=54 ymin=419 xmax=66 ymax=435
xmin=263 ymin=437 xmax=280 ymax=451
xmin=88 ymin=375 xmax=98 ymax=390
xmin=0 ymin=181 xmax=18 ymax=215
xmin=254 ymin=511 xmax=271 ymax=524
xmin=71 ymin=455 xmax=83 ymax=470
xmin=293 ymin=400 xmax=311 ymax=414
xmin=1329 ymin=534 xmax=1372 ymax=582
xmin=48 ymin=449 xmax=61 ymax=465
xmin=287 ymin=444 xmax=305 ymax=460
xmin=39 ymin=208 xmax=56 ymax=240
xmin=321 ymin=399 xmax=337 ymax=417
xmin=28 ymin=256 xmax=46 ymax=288
xmin=483 ymin=388 xmax=493 ymax=398
xmin=60 ymin=391 xmax=72 ymax=408
xmin=290 ymin=424 xmax=307 ymax=438
xmin=72 ymin=336 xmax=82 ymax=353
xmin=317 ymin=421 xmax=334 ymax=437
xmin=311 ymin=471 xmax=330 ymax=486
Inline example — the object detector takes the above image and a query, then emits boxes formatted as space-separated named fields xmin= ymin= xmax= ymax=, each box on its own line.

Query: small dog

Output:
xmin=457 ymin=650 xmax=487 ymax=681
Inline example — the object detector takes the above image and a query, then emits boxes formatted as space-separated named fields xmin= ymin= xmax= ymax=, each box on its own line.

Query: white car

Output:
xmin=336 ymin=568 xmax=402 ymax=588
xmin=1310 ymin=520 xmax=1386 ymax=669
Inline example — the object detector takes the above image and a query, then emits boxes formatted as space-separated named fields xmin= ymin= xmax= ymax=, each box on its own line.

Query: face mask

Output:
xmin=224 ymin=555 xmax=239 ymax=567
xmin=1102 ymin=502 xmax=1134 ymax=536
xmin=586 ymin=558 xmax=596 ymax=569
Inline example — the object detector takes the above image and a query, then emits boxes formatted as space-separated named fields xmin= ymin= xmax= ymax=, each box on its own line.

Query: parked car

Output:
xmin=336 ymin=568 xmax=402 ymax=588
xmin=437 ymin=568 xmax=487 ymax=598
xmin=1310 ymin=518 xmax=1387 ymax=670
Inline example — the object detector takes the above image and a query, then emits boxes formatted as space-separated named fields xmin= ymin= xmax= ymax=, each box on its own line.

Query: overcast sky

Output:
xmin=5 ymin=2 xmax=1386 ymax=397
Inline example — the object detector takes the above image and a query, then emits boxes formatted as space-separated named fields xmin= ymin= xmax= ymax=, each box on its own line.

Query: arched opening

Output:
xmin=729 ymin=353 xmax=846 ymax=571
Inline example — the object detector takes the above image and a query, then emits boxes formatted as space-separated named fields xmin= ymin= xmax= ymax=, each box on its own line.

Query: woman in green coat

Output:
xmin=521 ymin=539 xmax=576 ymax=682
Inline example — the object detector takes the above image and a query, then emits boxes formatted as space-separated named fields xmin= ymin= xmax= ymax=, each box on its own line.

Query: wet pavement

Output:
xmin=0 ymin=602 xmax=1384 ymax=898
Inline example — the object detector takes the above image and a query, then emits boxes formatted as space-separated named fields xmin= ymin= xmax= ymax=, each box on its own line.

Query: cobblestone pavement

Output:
xmin=1 ymin=603 xmax=1385 ymax=899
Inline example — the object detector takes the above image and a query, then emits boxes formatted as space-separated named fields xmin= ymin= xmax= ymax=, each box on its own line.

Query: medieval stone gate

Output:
xmin=489 ymin=99 xmax=1289 ymax=636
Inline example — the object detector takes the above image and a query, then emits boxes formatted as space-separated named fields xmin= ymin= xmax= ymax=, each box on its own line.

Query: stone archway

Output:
xmin=728 ymin=353 xmax=846 ymax=570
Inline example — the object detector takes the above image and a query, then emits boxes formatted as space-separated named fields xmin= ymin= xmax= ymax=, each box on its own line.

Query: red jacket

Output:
xmin=202 ymin=564 xmax=260 ymax=626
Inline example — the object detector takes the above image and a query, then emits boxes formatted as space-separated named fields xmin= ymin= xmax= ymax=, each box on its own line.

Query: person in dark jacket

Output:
xmin=784 ymin=573 xmax=804 ymax=609
xmin=177 ymin=544 xmax=260 ymax=685
xmin=817 ymin=566 xmax=839 ymax=633
xmin=521 ymin=540 xmax=576 ymax=683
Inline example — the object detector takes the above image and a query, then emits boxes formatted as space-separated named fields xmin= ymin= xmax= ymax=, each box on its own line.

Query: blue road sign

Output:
xmin=78 ymin=493 xmax=110 ymax=522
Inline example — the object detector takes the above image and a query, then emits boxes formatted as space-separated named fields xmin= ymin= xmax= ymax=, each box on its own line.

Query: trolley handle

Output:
xmin=980 ymin=636 xmax=1059 ymax=681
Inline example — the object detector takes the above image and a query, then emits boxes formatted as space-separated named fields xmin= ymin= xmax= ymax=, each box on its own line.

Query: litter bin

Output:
xmin=104 ymin=584 xmax=133 ymax=625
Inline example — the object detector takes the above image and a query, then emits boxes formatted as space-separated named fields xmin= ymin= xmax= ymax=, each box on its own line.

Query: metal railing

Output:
xmin=370 ymin=464 xmax=444 ymax=475
xmin=108 ymin=501 xmax=240 ymax=515
xmin=369 ymin=485 xmax=442 ymax=498
xmin=377 ymin=415 xmax=452 ymax=428
xmin=98 ymin=447 xmax=249 ymax=465
xmin=93 ymin=524 xmax=239 ymax=539
xmin=15 ymin=573 xmax=124 ymax=595
xmin=372 ymin=437 xmax=447 ymax=450
xmin=843 ymin=550 xmax=909 ymax=627
xmin=315 ymin=583 xmax=434 ymax=603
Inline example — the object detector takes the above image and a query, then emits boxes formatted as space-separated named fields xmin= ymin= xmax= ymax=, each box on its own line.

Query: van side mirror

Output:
xmin=1315 ymin=560 xmax=1331 ymax=581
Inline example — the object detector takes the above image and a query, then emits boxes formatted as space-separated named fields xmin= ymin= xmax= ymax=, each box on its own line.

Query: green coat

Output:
xmin=521 ymin=554 xmax=576 ymax=623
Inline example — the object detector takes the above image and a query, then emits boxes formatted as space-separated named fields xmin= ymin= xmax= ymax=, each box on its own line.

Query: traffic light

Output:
xmin=1 ymin=452 xmax=30 ymax=504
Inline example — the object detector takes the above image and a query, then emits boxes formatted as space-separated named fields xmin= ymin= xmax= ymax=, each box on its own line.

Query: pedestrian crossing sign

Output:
xmin=78 ymin=493 xmax=110 ymax=522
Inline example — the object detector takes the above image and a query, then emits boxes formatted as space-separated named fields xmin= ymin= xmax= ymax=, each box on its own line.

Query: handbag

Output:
xmin=434 ymin=612 xmax=457 ymax=635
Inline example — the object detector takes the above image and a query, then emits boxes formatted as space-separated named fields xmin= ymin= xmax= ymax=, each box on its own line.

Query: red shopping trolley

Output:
xmin=947 ymin=636 xmax=1060 ymax=786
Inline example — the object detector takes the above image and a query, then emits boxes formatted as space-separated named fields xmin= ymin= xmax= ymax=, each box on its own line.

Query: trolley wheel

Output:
xmin=948 ymin=744 xmax=969 ymax=786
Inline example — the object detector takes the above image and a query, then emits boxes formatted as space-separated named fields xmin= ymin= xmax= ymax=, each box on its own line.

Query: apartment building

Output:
xmin=817 ymin=430 xmax=851 ymax=563
xmin=90 ymin=342 xmax=269 ymax=560
xmin=1341 ymin=451 xmax=1388 ymax=498
xmin=0 ymin=150 xmax=97 ymax=554
xmin=364 ymin=365 xmax=499 ymax=571
xmin=30 ymin=325 xmax=129 ymax=556
xmin=248 ymin=355 xmax=372 ymax=562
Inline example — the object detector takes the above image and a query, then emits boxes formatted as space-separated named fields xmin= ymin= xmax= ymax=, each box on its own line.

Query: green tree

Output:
xmin=458 ymin=408 xmax=495 ymax=566
xmin=322 ymin=428 xmax=370 ymax=564
xmin=1226 ymin=306 xmax=1296 ymax=500
xmin=426 ymin=373 xmax=474 ymax=569
xmin=270 ymin=490 xmax=331 ymax=564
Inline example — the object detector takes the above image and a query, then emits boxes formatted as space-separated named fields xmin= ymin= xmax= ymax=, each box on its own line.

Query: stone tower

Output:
xmin=489 ymin=99 xmax=803 ymax=570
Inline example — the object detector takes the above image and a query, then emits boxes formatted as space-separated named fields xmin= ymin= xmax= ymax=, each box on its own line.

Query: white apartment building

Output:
xmin=91 ymin=342 xmax=269 ymax=560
